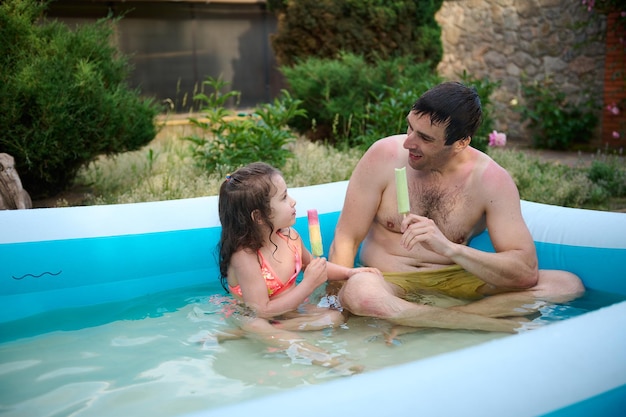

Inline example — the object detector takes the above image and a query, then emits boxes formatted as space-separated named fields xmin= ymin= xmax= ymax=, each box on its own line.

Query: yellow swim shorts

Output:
xmin=383 ymin=264 xmax=486 ymax=301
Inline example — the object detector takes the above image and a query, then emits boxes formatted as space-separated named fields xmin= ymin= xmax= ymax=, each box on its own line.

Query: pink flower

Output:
xmin=488 ymin=130 xmax=507 ymax=147
xmin=612 ymin=131 xmax=621 ymax=139
xmin=606 ymin=103 xmax=620 ymax=115
xmin=582 ymin=0 xmax=595 ymax=12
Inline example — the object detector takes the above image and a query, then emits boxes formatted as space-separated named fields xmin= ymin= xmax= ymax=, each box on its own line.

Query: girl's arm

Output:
xmin=300 ymin=236 xmax=382 ymax=281
xmin=230 ymin=248 xmax=327 ymax=318
xmin=326 ymin=263 xmax=383 ymax=281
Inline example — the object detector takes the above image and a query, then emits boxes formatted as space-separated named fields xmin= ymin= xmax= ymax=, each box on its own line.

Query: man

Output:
xmin=329 ymin=82 xmax=584 ymax=334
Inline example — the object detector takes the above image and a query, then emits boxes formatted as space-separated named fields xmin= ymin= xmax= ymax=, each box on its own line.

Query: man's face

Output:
xmin=403 ymin=112 xmax=454 ymax=171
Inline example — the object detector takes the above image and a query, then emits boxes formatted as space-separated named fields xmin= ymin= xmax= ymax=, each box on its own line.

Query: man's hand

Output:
xmin=400 ymin=214 xmax=455 ymax=257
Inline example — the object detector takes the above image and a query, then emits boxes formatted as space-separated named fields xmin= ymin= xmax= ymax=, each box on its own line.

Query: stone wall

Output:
xmin=435 ymin=0 xmax=607 ymax=146
xmin=601 ymin=12 xmax=626 ymax=149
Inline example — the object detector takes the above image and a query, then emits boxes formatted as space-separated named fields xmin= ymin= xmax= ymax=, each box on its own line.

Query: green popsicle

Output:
xmin=395 ymin=167 xmax=410 ymax=215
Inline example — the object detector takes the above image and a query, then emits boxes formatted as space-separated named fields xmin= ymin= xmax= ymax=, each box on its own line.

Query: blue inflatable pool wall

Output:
xmin=1 ymin=181 xmax=625 ymax=417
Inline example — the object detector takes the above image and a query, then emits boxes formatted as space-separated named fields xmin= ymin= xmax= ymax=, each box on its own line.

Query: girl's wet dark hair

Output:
xmin=411 ymin=81 xmax=483 ymax=146
xmin=217 ymin=162 xmax=281 ymax=291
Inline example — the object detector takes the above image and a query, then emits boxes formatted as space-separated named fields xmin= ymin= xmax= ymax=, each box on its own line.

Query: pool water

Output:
xmin=0 ymin=285 xmax=623 ymax=417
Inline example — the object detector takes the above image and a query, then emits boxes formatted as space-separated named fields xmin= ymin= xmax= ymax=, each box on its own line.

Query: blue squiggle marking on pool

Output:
xmin=12 ymin=270 xmax=62 ymax=280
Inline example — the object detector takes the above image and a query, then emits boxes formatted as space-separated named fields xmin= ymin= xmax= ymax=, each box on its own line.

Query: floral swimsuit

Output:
xmin=229 ymin=230 xmax=302 ymax=298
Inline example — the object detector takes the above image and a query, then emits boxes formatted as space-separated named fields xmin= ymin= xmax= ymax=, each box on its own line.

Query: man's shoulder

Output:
xmin=377 ymin=134 xmax=406 ymax=146
xmin=467 ymin=150 xmax=519 ymax=200
xmin=366 ymin=135 xmax=406 ymax=158
xmin=466 ymin=148 xmax=508 ymax=175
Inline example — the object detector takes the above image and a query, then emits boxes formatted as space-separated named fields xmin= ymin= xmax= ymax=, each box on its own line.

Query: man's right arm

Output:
xmin=329 ymin=137 xmax=398 ymax=267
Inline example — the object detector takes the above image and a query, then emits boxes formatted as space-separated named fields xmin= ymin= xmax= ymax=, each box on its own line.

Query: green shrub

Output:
xmin=0 ymin=0 xmax=159 ymax=197
xmin=281 ymin=53 xmax=441 ymax=148
xmin=349 ymin=74 xmax=441 ymax=150
xmin=269 ymin=0 xmax=443 ymax=69
xmin=184 ymin=77 xmax=305 ymax=176
xmin=489 ymin=148 xmax=608 ymax=208
xmin=74 ymin=135 xmax=363 ymax=206
xmin=354 ymin=72 xmax=500 ymax=152
xmin=281 ymin=52 xmax=502 ymax=152
xmin=515 ymin=75 xmax=599 ymax=150
xmin=281 ymin=53 xmax=374 ymax=142
xmin=587 ymin=149 xmax=626 ymax=198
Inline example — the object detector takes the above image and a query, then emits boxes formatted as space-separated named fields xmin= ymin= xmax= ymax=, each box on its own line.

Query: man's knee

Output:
xmin=339 ymin=274 xmax=394 ymax=318
xmin=538 ymin=270 xmax=585 ymax=301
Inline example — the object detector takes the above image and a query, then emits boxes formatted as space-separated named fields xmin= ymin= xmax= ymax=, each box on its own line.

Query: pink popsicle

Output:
xmin=307 ymin=209 xmax=324 ymax=257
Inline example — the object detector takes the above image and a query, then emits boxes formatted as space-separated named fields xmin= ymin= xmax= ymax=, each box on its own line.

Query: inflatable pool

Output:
xmin=1 ymin=180 xmax=625 ymax=416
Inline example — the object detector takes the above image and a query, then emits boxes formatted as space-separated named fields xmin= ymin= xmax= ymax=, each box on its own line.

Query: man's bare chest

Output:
xmin=379 ymin=182 xmax=485 ymax=244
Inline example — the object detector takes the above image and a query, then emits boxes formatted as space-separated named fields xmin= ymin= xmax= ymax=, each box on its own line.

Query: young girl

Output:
xmin=216 ymin=162 xmax=381 ymax=373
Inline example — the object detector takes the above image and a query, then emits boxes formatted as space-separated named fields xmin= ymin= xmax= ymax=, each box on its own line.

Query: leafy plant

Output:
xmin=489 ymin=148 xmax=601 ymax=207
xmin=183 ymin=76 xmax=305 ymax=175
xmin=516 ymin=75 xmax=599 ymax=150
xmin=582 ymin=0 xmax=626 ymax=41
xmin=489 ymin=147 xmax=626 ymax=209
xmin=0 ymin=0 xmax=159 ymax=197
xmin=282 ymin=53 xmax=440 ymax=148
xmin=269 ymin=0 xmax=443 ymax=68
xmin=73 ymin=137 xmax=625 ymax=212
xmin=281 ymin=53 xmax=373 ymax=142
xmin=74 ymin=133 xmax=363 ymax=206
xmin=587 ymin=148 xmax=626 ymax=198
xmin=348 ymin=74 xmax=441 ymax=150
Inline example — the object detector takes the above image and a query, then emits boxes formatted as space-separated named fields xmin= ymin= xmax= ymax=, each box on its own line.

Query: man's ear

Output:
xmin=456 ymin=136 xmax=471 ymax=152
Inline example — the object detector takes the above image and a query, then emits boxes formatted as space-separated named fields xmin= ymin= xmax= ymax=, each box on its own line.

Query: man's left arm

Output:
xmin=400 ymin=163 xmax=538 ymax=289
xmin=447 ymin=166 xmax=539 ymax=289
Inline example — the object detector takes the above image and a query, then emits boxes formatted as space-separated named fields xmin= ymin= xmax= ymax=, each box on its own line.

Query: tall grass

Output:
xmin=74 ymin=127 xmax=363 ymax=205
xmin=489 ymin=147 xmax=625 ymax=210
xmin=70 ymin=124 xmax=624 ymax=211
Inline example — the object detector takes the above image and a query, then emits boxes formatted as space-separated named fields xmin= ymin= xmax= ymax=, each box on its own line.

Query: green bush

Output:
xmin=281 ymin=53 xmax=441 ymax=148
xmin=587 ymin=149 xmax=626 ymax=198
xmin=269 ymin=0 xmax=443 ymax=69
xmin=490 ymin=149 xmax=594 ymax=207
xmin=184 ymin=77 xmax=305 ymax=176
xmin=281 ymin=53 xmax=502 ymax=152
xmin=489 ymin=148 xmax=625 ymax=208
xmin=355 ymin=72 xmax=500 ymax=153
xmin=516 ymin=75 xmax=599 ymax=150
xmin=349 ymin=74 xmax=441 ymax=150
xmin=0 ymin=0 xmax=158 ymax=198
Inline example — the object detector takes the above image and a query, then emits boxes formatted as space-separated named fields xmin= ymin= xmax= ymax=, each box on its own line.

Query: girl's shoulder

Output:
xmin=230 ymin=247 xmax=257 ymax=263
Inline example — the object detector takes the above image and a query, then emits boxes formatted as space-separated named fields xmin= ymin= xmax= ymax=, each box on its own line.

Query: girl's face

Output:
xmin=268 ymin=174 xmax=296 ymax=229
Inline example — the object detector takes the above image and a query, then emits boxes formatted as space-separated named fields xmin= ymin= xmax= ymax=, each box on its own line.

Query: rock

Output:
xmin=0 ymin=153 xmax=32 ymax=210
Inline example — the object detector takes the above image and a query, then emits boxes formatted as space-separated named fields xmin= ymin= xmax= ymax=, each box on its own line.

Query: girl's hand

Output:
xmin=302 ymin=257 xmax=329 ymax=288
xmin=348 ymin=267 xmax=383 ymax=279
